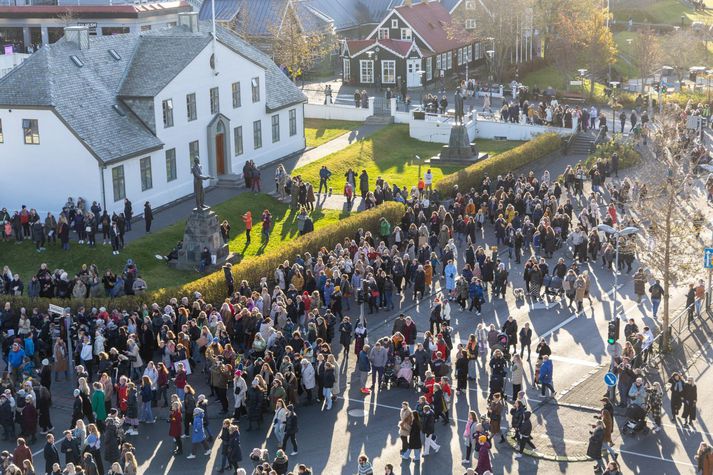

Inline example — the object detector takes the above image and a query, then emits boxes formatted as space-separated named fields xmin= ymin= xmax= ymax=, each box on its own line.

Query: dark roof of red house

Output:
xmin=0 ymin=1 xmax=190 ymax=19
xmin=394 ymin=1 xmax=464 ymax=53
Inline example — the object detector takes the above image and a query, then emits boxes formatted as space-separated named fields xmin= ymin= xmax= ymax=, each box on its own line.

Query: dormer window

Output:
xmin=391 ymin=19 xmax=398 ymax=29
xmin=401 ymin=28 xmax=412 ymax=40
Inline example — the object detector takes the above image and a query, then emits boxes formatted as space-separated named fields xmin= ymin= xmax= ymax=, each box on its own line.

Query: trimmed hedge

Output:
xmin=434 ymin=133 xmax=562 ymax=195
xmin=2 ymin=203 xmax=406 ymax=312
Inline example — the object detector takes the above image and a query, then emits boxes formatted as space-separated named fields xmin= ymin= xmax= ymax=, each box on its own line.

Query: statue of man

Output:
xmin=454 ymin=89 xmax=465 ymax=125
xmin=191 ymin=158 xmax=212 ymax=209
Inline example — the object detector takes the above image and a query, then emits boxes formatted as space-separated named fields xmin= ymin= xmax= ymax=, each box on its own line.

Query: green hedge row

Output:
xmin=1 ymin=202 xmax=406 ymax=312
xmin=434 ymin=132 xmax=562 ymax=195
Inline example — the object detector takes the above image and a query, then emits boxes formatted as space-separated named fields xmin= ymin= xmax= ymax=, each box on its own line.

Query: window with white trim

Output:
xmin=271 ymin=114 xmax=280 ymax=143
xmin=140 ymin=156 xmax=153 ymax=191
xmin=378 ymin=28 xmax=389 ymax=39
xmin=400 ymin=28 xmax=412 ymax=40
xmin=232 ymin=82 xmax=241 ymax=108
xmin=251 ymin=77 xmax=260 ymax=103
xmin=165 ymin=148 xmax=177 ymax=182
xmin=391 ymin=19 xmax=398 ymax=28
xmin=343 ymin=58 xmax=351 ymax=81
xmin=465 ymin=18 xmax=476 ymax=30
xmin=426 ymin=56 xmax=433 ymax=81
xmin=112 ymin=165 xmax=125 ymax=201
xmin=381 ymin=60 xmax=396 ymax=84
xmin=436 ymin=54 xmax=441 ymax=71
xmin=234 ymin=126 xmax=243 ymax=156
xmin=360 ymin=60 xmax=374 ymax=83
xmin=447 ymin=51 xmax=452 ymax=70
xmin=162 ymin=99 xmax=174 ymax=128
xmin=22 ymin=119 xmax=39 ymax=144
xmin=465 ymin=0 xmax=475 ymax=9
xmin=458 ymin=48 xmax=463 ymax=66
xmin=209 ymin=87 xmax=219 ymax=114
xmin=186 ymin=93 xmax=197 ymax=121
xmin=253 ymin=120 xmax=262 ymax=149
xmin=289 ymin=109 xmax=297 ymax=136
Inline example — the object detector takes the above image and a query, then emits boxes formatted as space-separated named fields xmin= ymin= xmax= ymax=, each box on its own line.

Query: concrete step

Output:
xmin=365 ymin=115 xmax=395 ymax=125
xmin=216 ymin=174 xmax=243 ymax=188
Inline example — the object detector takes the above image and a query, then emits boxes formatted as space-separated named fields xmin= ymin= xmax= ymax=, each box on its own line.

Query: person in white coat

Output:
xmin=232 ymin=371 xmax=247 ymax=420
xmin=300 ymin=359 xmax=316 ymax=405
xmin=273 ymin=398 xmax=288 ymax=443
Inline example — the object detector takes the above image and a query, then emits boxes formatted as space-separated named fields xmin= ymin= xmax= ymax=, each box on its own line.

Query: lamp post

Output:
xmin=597 ymin=224 xmax=640 ymax=321
xmin=415 ymin=154 xmax=422 ymax=179
xmin=486 ymin=49 xmax=495 ymax=105
xmin=577 ymin=68 xmax=588 ymax=98
xmin=609 ymin=80 xmax=620 ymax=132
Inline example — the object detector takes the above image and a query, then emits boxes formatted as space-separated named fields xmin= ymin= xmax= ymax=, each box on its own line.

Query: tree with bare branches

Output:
xmin=631 ymin=28 xmax=662 ymax=93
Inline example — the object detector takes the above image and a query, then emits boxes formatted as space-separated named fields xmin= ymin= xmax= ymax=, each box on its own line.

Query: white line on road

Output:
xmin=549 ymin=355 xmax=601 ymax=368
xmin=535 ymin=313 xmax=579 ymax=340
xmin=617 ymin=449 xmax=694 ymax=467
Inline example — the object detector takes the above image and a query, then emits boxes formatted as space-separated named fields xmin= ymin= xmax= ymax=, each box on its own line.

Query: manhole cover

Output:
xmin=348 ymin=409 xmax=367 ymax=417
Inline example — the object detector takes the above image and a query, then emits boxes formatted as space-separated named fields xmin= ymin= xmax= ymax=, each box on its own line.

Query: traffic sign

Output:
xmin=705 ymin=248 xmax=713 ymax=269
xmin=48 ymin=304 xmax=65 ymax=315
xmin=604 ymin=372 xmax=618 ymax=387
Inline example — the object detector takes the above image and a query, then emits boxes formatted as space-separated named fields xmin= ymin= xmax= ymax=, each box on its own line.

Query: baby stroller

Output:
xmin=381 ymin=354 xmax=397 ymax=390
xmin=622 ymin=404 xmax=649 ymax=435
xmin=395 ymin=356 xmax=414 ymax=388
xmin=543 ymin=274 xmax=564 ymax=298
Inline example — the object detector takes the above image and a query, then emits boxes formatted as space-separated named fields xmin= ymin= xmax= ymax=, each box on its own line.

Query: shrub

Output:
xmin=434 ymin=133 xmax=562 ymax=195
xmin=583 ymin=138 xmax=640 ymax=169
xmin=151 ymin=201 xmax=406 ymax=304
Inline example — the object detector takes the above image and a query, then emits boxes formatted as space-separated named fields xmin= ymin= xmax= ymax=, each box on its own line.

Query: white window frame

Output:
xmin=209 ymin=87 xmax=219 ymax=114
xmin=140 ymin=156 xmax=153 ymax=191
xmin=232 ymin=82 xmax=241 ymax=108
xmin=465 ymin=0 xmax=475 ymax=9
xmin=251 ymin=77 xmax=260 ymax=103
xmin=271 ymin=114 xmax=280 ymax=143
xmin=360 ymin=60 xmax=374 ymax=83
xmin=381 ymin=60 xmax=396 ymax=84
xmin=458 ymin=48 xmax=463 ymax=66
xmin=22 ymin=119 xmax=39 ymax=145
xmin=234 ymin=126 xmax=243 ymax=156
xmin=447 ymin=51 xmax=452 ymax=70
xmin=162 ymin=98 xmax=174 ymax=128
xmin=112 ymin=165 xmax=125 ymax=202
xmin=253 ymin=119 xmax=262 ymax=149
xmin=378 ymin=28 xmax=389 ymax=39
xmin=465 ymin=18 xmax=476 ymax=30
xmin=435 ymin=54 xmax=441 ymax=71
xmin=391 ymin=19 xmax=398 ymax=29
xmin=400 ymin=28 xmax=412 ymax=40
xmin=165 ymin=148 xmax=177 ymax=182
xmin=186 ymin=93 xmax=197 ymax=121
xmin=289 ymin=109 xmax=297 ymax=136
xmin=426 ymin=56 xmax=433 ymax=81
xmin=343 ymin=58 xmax=351 ymax=81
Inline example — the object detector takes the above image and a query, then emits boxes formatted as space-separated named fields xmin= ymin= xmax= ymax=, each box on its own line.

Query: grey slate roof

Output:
xmin=0 ymin=23 xmax=305 ymax=163
xmin=0 ymin=34 xmax=163 ymax=164
xmin=197 ymin=0 xmax=240 ymax=22
xmin=210 ymin=20 xmax=307 ymax=111
xmin=118 ymin=34 xmax=212 ymax=97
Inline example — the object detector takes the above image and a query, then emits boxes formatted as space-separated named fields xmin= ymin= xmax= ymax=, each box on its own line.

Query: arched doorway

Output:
xmin=207 ymin=114 xmax=232 ymax=177
xmin=215 ymin=121 xmax=226 ymax=175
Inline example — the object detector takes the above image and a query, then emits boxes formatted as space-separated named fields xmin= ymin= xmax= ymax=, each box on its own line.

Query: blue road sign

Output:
xmin=604 ymin=372 xmax=618 ymax=387
xmin=706 ymin=248 xmax=713 ymax=269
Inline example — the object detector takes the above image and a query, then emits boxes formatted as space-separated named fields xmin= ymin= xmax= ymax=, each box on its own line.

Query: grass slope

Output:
xmin=292 ymin=125 xmax=522 ymax=190
xmin=1 ymin=194 xmax=340 ymax=290
xmin=304 ymin=119 xmax=361 ymax=148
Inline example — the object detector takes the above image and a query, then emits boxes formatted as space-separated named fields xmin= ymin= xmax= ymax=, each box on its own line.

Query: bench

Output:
xmin=560 ymin=92 xmax=585 ymax=103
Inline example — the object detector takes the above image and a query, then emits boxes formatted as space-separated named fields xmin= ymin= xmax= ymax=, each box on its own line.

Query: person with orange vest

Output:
xmin=241 ymin=211 xmax=252 ymax=245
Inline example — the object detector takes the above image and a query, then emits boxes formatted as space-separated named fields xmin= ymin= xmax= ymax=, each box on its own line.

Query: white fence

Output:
xmin=304 ymin=98 xmax=374 ymax=121
xmin=475 ymin=119 xmax=575 ymax=140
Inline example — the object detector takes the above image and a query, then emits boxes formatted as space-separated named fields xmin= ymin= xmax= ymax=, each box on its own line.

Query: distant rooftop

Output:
xmin=0 ymin=0 xmax=191 ymax=18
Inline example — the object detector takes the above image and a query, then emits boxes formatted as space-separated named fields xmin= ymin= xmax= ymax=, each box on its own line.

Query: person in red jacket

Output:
xmin=169 ymin=400 xmax=183 ymax=455
xmin=242 ymin=211 xmax=252 ymax=245
xmin=13 ymin=437 xmax=32 ymax=469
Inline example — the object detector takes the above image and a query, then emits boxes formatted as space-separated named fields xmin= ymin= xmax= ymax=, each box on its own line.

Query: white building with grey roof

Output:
xmin=0 ymin=12 xmax=307 ymax=215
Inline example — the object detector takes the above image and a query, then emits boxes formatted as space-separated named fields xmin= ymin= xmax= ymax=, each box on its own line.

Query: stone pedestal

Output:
xmin=176 ymin=208 xmax=229 ymax=270
xmin=429 ymin=124 xmax=480 ymax=165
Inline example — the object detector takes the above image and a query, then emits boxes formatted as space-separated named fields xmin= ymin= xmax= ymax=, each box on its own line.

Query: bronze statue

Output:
xmin=191 ymin=158 xmax=213 ymax=209
xmin=454 ymin=89 xmax=465 ymax=125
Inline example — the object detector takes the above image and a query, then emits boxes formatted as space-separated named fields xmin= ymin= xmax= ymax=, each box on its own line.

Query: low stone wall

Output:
xmin=304 ymin=99 xmax=374 ymax=121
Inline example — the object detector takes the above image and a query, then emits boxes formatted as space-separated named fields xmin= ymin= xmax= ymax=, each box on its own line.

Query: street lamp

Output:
xmin=597 ymin=224 xmax=640 ymax=321
xmin=609 ymin=81 xmax=620 ymax=132
xmin=577 ymin=68 xmax=588 ymax=98
xmin=486 ymin=49 xmax=495 ymax=105
xmin=415 ymin=155 xmax=422 ymax=179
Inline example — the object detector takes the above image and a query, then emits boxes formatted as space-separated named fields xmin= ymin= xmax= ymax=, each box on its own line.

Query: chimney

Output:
xmin=64 ymin=25 xmax=90 ymax=50
xmin=404 ymin=0 xmax=412 ymax=6
xmin=178 ymin=12 xmax=200 ymax=33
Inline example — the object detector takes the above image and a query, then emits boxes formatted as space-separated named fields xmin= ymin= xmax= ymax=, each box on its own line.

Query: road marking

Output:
xmin=535 ymin=313 xmax=579 ymax=340
xmin=618 ymin=449 xmax=694 ymax=467
xmin=549 ymin=355 xmax=600 ymax=368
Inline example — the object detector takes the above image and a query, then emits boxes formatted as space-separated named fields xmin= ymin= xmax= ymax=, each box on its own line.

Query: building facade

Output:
xmin=0 ymin=13 xmax=306 ymax=215
xmin=342 ymin=0 xmax=483 ymax=89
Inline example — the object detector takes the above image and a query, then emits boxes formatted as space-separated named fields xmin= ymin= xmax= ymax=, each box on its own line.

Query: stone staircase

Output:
xmin=366 ymin=96 xmax=395 ymax=125
xmin=216 ymin=174 xmax=242 ymax=188
xmin=568 ymin=131 xmax=597 ymax=155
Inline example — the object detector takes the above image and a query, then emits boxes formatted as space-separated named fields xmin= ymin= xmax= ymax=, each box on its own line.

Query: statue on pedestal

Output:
xmin=454 ymin=89 xmax=465 ymax=124
xmin=191 ymin=158 xmax=213 ymax=209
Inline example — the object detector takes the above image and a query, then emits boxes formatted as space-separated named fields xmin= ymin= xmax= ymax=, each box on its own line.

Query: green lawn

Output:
xmin=522 ymin=65 xmax=569 ymax=91
xmin=304 ymin=119 xmax=361 ymax=148
xmin=1 ymin=194 xmax=340 ymax=290
xmin=292 ymin=125 xmax=522 ymax=190
xmin=612 ymin=0 xmax=713 ymax=25
xmin=613 ymin=31 xmax=640 ymax=80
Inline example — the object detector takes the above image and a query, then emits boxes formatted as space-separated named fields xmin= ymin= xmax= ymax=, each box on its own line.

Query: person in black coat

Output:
xmin=60 ymin=430 xmax=81 ymax=466
xmin=43 ymin=433 xmax=60 ymax=475
xmin=245 ymin=381 xmax=263 ymax=431
xmin=682 ymin=376 xmax=697 ymax=427
xmin=282 ymin=405 xmax=298 ymax=455
xmin=0 ymin=394 xmax=15 ymax=440
xmin=123 ymin=198 xmax=133 ymax=231
xmin=70 ymin=390 xmax=84 ymax=428
xmin=228 ymin=425 xmax=242 ymax=470
xmin=223 ymin=264 xmax=234 ymax=297
xmin=455 ymin=350 xmax=469 ymax=393
xmin=144 ymin=202 xmax=153 ymax=233
xmin=405 ymin=411 xmax=422 ymax=460
xmin=515 ymin=410 xmax=535 ymax=457
xmin=587 ymin=421 xmax=606 ymax=471
xmin=338 ymin=317 xmax=353 ymax=357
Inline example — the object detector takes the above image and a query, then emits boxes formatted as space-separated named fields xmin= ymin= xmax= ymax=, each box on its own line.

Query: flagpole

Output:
xmin=211 ymin=0 xmax=217 ymax=73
